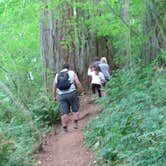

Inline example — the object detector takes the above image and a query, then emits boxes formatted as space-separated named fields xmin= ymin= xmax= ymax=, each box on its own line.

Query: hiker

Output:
xmin=91 ymin=57 xmax=101 ymax=69
xmin=87 ymin=57 xmax=101 ymax=91
xmin=99 ymin=57 xmax=110 ymax=85
xmin=88 ymin=65 xmax=105 ymax=98
xmin=52 ymin=63 xmax=83 ymax=132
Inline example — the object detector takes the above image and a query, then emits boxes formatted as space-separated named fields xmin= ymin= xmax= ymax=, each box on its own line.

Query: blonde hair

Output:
xmin=100 ymin=57 xmax=107 ymax=63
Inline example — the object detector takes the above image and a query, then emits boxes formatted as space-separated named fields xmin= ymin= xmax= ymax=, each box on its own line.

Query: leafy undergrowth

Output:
xmin=84 ymin=65 xmax=166 ymax=166
xmin=0 ymin=0 xmax=60 ymax=165
xmin=0 ymin=94 xmax=60 ymax=166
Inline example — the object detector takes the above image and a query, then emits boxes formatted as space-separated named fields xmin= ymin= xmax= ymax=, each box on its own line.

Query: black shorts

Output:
xmin=91 ymin=83 xmax=102 ymax=97
xmin=58 ymin=91 xmax=80 ymax=116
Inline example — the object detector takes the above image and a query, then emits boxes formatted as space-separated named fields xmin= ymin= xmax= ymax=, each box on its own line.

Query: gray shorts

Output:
xmin=58 ymin=91 xmax=80 ymax=116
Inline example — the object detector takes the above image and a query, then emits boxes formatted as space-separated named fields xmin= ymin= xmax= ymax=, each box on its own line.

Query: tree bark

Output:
xmin=120 ymin=0 xmax=131 ymax=67
xmin=39 ymin=1 xmax=113 ymax=92
xmin=141 ymin=0 xmax=166 ymax=64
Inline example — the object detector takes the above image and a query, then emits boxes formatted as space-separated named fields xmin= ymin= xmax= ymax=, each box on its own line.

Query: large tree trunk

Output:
xmin=39 ymin=8 xmax=52 ymax=95
xmin=39 ymin=1 xmax=113 ymax=92
xmin=141 ymin=0 xmax=166 ymax=64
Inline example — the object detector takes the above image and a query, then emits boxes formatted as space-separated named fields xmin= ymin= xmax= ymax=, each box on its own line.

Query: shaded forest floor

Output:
xmin=35 ymin=95 xmax=98 ymax=166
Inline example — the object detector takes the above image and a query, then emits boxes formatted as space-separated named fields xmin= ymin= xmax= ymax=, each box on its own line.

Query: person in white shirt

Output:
xmin=89 ymin=66 xmax=105 ymax=97
xmin=87 ymin=57 xmax=101 ymax=91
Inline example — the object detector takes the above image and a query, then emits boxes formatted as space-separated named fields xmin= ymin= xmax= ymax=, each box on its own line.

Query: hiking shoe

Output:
xmin=73 ymin=122 xmax=78 ymax=129
xmin=63 ymin=126 xmax=68 ymax=132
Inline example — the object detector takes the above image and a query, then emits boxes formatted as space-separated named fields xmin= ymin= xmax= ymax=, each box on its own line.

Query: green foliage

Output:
xmin=0 ymin=91 xmax=59 ymax=165
xmin=0 ymin=0 xmax=41 ymax=104
xmin=0 ymin=125 xmax=36 ymax=166
xmin=84 ymin=65 xmax=166 ymax=165
xmin=1 ymin=0 xmax=165 ymax=165
xmin=0 ymin=93 xmax=36 ymax=166
xmin=30 ymin=95 xmax=60 ymax=126
xmin=0 ymin=0 xmax=45 ymax=165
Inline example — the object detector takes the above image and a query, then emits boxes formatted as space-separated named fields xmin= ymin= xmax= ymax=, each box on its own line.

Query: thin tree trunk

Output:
xmin=39 ymin=8 xmax=50 ymax=95
xmin=120 ymin=0 xmax=131 ymax=67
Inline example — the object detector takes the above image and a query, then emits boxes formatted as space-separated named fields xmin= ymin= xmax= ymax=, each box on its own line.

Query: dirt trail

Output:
xmin=35 ymin=95 xmax=98 ymax=166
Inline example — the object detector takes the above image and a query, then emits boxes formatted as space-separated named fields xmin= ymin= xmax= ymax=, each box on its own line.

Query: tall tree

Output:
xmin=141 ymin=0 xmax=166 ymax=64
xmin=39 ymin=0 xmax=113 ymax=93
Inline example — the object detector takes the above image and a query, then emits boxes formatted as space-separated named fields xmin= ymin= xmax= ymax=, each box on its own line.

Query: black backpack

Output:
xmin=57 ymin=71 xmax=71 ymax=90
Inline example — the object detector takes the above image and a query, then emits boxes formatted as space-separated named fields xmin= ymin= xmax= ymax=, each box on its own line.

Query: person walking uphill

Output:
xmin=89 ymin=65 xmax=105 ymax=98
xmin=52 ymin=63 xmax=83 ymax=132
xmin=99 ymin=57 xmax=110 ymax=82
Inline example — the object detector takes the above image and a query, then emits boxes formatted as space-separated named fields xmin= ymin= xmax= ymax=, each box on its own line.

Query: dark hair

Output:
xmin=62 ymin=63 xmax=70 ymax=69
xmin=94 ymin=65 xmax=101 ymax=72
xmin=93 ymin=57 xmax=100 ymax=61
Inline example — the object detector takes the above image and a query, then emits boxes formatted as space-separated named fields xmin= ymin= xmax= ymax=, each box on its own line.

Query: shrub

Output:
xmin=84 ymin=65 xmax=166 ymax=166
xmin=30 ymin=95 xmax=60 ymax=126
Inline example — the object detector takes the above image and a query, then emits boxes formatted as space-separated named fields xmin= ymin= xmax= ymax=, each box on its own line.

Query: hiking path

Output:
xmin=35 ymin=95 xmax=98 ymax=166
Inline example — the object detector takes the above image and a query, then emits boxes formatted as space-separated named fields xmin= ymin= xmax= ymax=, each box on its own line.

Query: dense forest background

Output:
xmin=0 ymin=0 xmax=165 ymax=165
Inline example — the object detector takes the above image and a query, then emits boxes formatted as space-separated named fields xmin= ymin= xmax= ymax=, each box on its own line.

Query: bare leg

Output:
xmin=73 ymin=111 xmax=79 ymax=121
xmin=61 ymin=114 xmax=69 ymax=127
xmin=73 ymin=112 xmax=79 ymax=129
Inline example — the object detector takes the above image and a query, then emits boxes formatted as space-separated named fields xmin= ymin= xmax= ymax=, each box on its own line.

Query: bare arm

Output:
xmin=74 ymin=73 xmax=83 ymax=93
